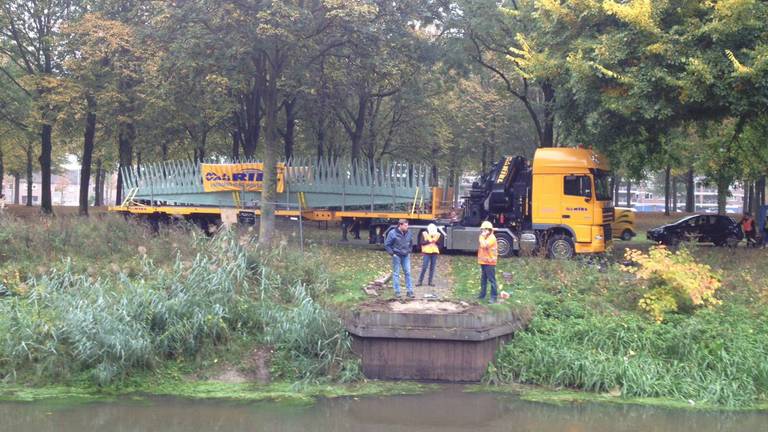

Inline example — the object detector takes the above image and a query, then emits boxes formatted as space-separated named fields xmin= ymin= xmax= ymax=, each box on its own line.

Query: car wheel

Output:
xmin=620 ymin=229 xmax=633 ymax=241
xmin=495 ymin=233 xmax=514 ymax=258
xmin=547 ymin=234 xmax=575 ymax=259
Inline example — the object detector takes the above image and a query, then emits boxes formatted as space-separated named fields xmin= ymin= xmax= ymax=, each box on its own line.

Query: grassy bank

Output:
xmin=0 ymin=213 xmax=375 ymax=402
xmin=451 ymin=243 xmax=768 ymax=409
xmin=3 ymin=211 xmax=767 ymax=409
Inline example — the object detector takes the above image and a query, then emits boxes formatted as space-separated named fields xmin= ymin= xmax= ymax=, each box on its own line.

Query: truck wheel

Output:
xmin=495 ymin=233 xmax=514 ymax=258
xmin=620 ymin=229 xmax=633 ymax=241
xmin=547 ymin=234 xmax=575 ymax=259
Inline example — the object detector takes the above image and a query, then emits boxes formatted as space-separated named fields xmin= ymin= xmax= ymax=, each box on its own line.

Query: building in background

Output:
xmin=1 ymin=170 xmax=116 ymax=207
xmin=616 ymin=178 xmax=744 ymax=213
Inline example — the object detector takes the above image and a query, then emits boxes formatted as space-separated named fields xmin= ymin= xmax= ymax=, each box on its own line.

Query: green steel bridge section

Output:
xmin=120 ymin=157 xmax=432 ymax=210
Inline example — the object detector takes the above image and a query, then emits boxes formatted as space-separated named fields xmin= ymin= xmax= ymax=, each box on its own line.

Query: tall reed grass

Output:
xmin=0 ymin=219 xmax=358 ymax=386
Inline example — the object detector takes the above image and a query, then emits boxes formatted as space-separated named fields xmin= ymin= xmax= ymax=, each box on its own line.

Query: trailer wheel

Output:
xmin=495 ymin=233 xmax=514 ymax=258
xmin=547 ymin=234 xmax=575 ymax=259
xmin=620 ymin=229 xmax=633 ymax=241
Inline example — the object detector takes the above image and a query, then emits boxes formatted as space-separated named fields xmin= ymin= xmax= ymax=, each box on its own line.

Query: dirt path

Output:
xmin=404 ymin=253 xmax=455 ymax=300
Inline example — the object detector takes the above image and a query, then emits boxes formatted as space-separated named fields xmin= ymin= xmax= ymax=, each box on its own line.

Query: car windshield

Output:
xmin=593 ymin=170 xmax=612 ymax=201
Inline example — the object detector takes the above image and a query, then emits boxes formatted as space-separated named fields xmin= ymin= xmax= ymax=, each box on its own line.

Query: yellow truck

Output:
xmin=612 ymin=207 xmax=637 ymax=241
xmin=435 ymin=147 xmax=614 ymax=258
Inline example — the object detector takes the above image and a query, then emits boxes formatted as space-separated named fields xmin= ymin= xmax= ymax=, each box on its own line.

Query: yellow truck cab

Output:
xmin=435 ymin=147 xmax=613 ymax=259
xmin=529 ymin=148 xmax=614 ymax=255
xmin=612 ymin=207 xmax=637 ymax=241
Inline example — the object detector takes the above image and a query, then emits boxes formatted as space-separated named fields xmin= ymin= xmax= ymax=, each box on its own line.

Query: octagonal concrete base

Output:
xmin=345 ymin=301 xmax=531 ymax=382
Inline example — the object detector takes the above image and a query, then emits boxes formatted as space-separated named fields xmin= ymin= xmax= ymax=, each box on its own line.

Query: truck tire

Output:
xmin=495 ymin=233 xmax=514 ymax=258
xmin=620 ymin=229 xmax=633 ymax=241
xmin=547 ymin=234 xmax=575 ymax=259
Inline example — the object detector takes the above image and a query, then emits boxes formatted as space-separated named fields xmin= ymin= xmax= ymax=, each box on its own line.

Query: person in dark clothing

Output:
xmin=340 ymin=218 xmax=350 ymax=241
xmin=384 ymin=219 xmax=414 ymax=299
xmin=350 ymin=218 xmax=361 ymax=239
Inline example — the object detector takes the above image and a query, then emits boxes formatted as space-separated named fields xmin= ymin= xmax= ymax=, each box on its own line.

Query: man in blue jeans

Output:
xmin=385 ymin=219 xmax=414 ymax=299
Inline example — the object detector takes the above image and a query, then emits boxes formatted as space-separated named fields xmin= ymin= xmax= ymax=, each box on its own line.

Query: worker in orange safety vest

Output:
xmin=477 ymin=221 xmax=498 ymax=303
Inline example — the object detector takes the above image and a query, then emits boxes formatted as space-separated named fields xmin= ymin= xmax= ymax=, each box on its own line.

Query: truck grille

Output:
xmin=604 ymin=224 xmax=612 ymax=241
xmin=602 ymin=207 xmax=614 ymax=224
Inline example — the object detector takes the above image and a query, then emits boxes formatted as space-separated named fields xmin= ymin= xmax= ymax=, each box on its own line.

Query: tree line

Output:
xmin=1 ymin=1 xmax=767 ymax=239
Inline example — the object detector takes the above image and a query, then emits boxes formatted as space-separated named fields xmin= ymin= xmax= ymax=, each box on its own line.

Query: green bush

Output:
xmin=492 ymin=305 xmax=768 ymax=407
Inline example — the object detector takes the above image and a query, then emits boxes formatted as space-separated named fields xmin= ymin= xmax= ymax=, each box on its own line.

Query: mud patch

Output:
xmin=209 ymin=346 xmax=272 ymax=384
xmin=388 ymin=300 xmax=468 ymax=314
xmin=355 ymin=298 xmax=486 ymax=315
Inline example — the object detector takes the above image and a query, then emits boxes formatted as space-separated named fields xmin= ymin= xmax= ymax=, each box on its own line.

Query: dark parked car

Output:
xmin=647 ymin=214 xmax=743 ymax=247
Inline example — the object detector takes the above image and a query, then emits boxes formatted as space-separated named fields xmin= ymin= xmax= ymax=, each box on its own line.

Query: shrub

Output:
xmin=622 ymin=246 xmax=721 ymax=322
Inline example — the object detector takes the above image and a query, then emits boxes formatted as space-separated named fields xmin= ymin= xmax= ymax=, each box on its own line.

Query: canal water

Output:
xmin=2 ymin=387 xmax=766 ymax=431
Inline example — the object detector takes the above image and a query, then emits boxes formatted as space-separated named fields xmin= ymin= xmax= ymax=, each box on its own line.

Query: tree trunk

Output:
xmin=717 ymin=177 xmax=728 ymax=215
xmin=481 ymin=141 xmax=487 ymax=173
xmin=540 ymin=81 xmax=555 ymax=148
xmin=13 ymin=174 xmax=20 ymax=204
xmin=742 ymin=181 xmax=749 ymax=213
xmin=430 ymin=143 xmax=439 ymax=187
xmin=672 ymin=176 xmax=678 ymax=213
xmin=613 ymin=175 xmax=621 ymax=207
xmin=231 ymin=131 xmax=240 ymax=160
xmin=349 ymin=93 xmax=367 ymax=163
xmin=99 ymin=165 xmax=106 ymax=207
xmin=116 ymin=123 xmax=134 ymax=205
xmin=0 ymin=148 xmax=4 ymax=195
xmin=79 ymin=99 xmax=97 ymax=216
xmin=196 ymin=131 xmax=207 ymax=162
xmin=94 ymin=158 xmax=103 ymax=207
xmin=685 ymin=168 xmax=694 ymax=212
xmin=758 ymin=176 xmax=766 ymax=207
xmin=748 ymin=181 xmax=756 ymax=215
xmin=626 ymin=180 xmax=631 ymax=207
xmin=664 ymin=166 xmax=671 ymax=215
xmin=259 ymin=62 xmax=280 ymax=246
xmin=316 ymin=125 xmax=325 ymax=161
xmin=26 ymin=147 xmax=33 ymax=207
xmin=282 ymin=97 xmax=296 ymax=161
xmin=39 ymin=124 xmax=53 ymax=214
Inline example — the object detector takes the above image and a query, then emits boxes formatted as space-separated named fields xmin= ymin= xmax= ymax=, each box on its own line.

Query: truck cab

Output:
xmin=530 ymin=148 xmax=614 ymax=257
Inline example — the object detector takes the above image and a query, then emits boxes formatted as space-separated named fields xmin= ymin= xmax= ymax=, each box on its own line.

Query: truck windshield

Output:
xmin=593 ymin=170 xmax=612 ymax=201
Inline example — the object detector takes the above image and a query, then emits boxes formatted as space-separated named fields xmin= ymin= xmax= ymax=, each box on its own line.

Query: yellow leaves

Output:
xmin=506 ymin=33 xmax=562 ymax=80
xmin=603 ymin=0 xmax=661 ymax=33
xmin=622 ymin=246 xmax=722 ymax=322
xmin=725 ymin=50 xmax=753 ymax=75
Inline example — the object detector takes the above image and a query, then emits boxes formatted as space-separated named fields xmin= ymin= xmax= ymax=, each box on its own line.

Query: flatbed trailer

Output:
xmin=110 ymin=148 xmax=614 ymax=258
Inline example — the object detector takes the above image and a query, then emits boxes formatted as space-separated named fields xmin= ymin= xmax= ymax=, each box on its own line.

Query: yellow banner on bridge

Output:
xmin=201 ymin=163 xmax=285 ymax=193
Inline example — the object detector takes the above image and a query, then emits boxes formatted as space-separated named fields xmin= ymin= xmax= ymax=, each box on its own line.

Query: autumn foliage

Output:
xmin=622 ymin=246 xmax=722 ymax=322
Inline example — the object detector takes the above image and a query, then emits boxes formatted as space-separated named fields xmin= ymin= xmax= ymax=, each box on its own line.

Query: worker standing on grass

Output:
xmin=385 ymin=219 xmax=414 ymax=299
xmin=477 ymin=221 xmax=498 ymax=304
xmin=417 ymin=223 xmax=440 ymax=287
xmin=740 ymin=212 xmax=756 ymax=248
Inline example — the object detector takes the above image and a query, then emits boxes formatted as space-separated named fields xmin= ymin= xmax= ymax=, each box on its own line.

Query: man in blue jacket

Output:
xmin=385 ymin=219 xmax=414 ymax=299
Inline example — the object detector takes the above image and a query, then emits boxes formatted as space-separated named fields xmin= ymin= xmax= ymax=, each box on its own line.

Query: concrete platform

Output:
xmin=345 ymin=301 xmax=531 ymax=382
